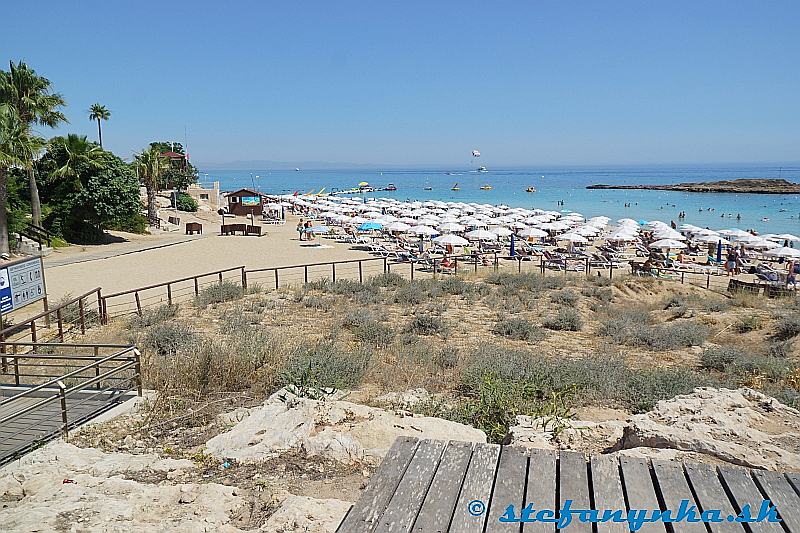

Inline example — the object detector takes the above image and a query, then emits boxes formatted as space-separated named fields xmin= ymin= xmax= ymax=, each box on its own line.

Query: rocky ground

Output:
xmin=1 ymin=386 xmax=799 ymax=532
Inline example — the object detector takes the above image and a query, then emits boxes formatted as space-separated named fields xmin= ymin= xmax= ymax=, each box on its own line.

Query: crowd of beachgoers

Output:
xmin=261 ymin=194 xmax=800 ymax=288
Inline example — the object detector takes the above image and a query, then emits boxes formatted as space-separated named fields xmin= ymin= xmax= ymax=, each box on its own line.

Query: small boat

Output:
xmin=526 ymin=186 xmax=536 ymax=193
xmin=295 ymin=168 xmax=300 ymax=171
xmin=423 ymin=186 xmax=432 ymax=191
xmin=451 ymin=182 xmax=460 ymax=191
xmin=477 ymin=166 xmax=488 ymax=172
xmin=480 ymin=185 xmax=493 ymax=190
xmin=386 ymin=183 xmax=397 ymax=191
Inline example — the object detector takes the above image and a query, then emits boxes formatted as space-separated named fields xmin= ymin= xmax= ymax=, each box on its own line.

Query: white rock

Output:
xmin=619 ymin=387 xmax=800 ymax=471
xmin=205 ymin=388 xmax=486 ymax=465
xmin=507 ymin=417 xmax=627 ymax=453
xmin=260 ymin=495 xmax=351 ymax=533
xmin=0 ymin=441 xmax=245 ymax=532
xmin=373 ymin=389 xmax=432 ymax=409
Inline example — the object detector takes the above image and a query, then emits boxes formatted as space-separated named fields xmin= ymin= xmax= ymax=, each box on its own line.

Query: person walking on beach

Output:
xmin=787 ymin=260 xmax=797 ymax=288
xmin=725 ymin=248 xmax=737 ymax=276
xmin=297 ymin=219 xmax=305 ymax=241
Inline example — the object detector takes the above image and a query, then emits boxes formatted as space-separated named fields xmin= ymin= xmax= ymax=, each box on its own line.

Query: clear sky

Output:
xmin=2 ymin=1 xmax=798 ymax=168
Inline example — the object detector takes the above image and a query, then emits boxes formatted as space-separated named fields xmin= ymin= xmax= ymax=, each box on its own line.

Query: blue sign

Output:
xmin=0 ymin=268 xmax=11 ymax=314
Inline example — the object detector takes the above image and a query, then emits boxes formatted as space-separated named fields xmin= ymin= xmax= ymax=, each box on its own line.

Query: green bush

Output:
xmin=492 ymin=317 xmax=547 ymax=343
xmin=353 ymin=321 xmax=395 ymax=347
xmin=303 ymin=295 xmax=333 ymax=311
xmin=405 ymin=313 xmax=448 ymax=336
xmin=278 ymin=341 xmax=371 ymax=390
xmin=368 ymin=272 xmax=407 ymax=288
xmin=129 ymin=304 xmax=179 ymax=330
xmin=735 ymin=314 xmax=763 ymax=333
xmin=106 ymin=213 xmax=148 ymax=234
xmin=175 ymin=192 xmax=198 ymax=212
xmin=141 ymin=322 xmax=196 ymax=357
xmin=542 ymin=308 xmax=582 ymax=331
xmin=581 ymin=286 xmax=613 ymax=303
xmin=550 ymin=289 xmax=579 ymax=306
xmin=342 ymin=308 xmax=375 ymax=328
xmin=440 ymin=277 xmax=468 ymax=295
xmin=194 ymin=280 xmax=244 ymax=307
xmin=775 ymin=313 xmax=800 ymax=340
xmin=700 ymin=346 xmax=743 ymax=371
xmin=600 ymin=307 xmax=708 ymax=350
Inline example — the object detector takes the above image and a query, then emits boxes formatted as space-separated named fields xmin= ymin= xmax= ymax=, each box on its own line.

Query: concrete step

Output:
xmin=14 ymin=234 xmax=53 ymax=257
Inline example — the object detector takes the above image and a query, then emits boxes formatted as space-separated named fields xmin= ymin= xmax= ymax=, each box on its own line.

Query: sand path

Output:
xmin=42 ymin=214 xmax=372 ymax=300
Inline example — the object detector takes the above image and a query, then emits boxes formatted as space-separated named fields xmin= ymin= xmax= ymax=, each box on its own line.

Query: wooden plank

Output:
xmin=559 ymin=450 xmax=592 ymax=533
xmin=619 ymin=456 xmax=666 ymax=533
xmin=752 ymin=469 xmax=800 ymax=532
xmin=717 ymin=467 xmax=784 ymax=533
xmin=787 ymin=472 xmax=800 ymax=495
xmin=449 ymin=443 xmax=501 ymax=533
xmin=486 ymin=446 xmax=529 ymax=532
xmin=412 ymin=441 xmax=474 ymax=533
xmin=590 ymin=455 xmax=628 ymax=533
xmin=683 ymin=462 xmax=744 ymax=533
xmin=651 ymin=460 xmax=707 ymax=533
xmin=374 ymin=439 xmax=446 ymax=533
xmin=522 ymin=448 xmax=557 ymax=533
xmin=337 ymin=436 xmax=419 ymax=533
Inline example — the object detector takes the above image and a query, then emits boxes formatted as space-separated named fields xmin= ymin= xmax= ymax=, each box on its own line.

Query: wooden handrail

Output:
xmin=102 ymin=266 xmax=245 ymax=298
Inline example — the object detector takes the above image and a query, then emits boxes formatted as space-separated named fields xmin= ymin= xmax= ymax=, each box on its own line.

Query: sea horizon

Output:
xmin=197 ymin=163 xmax=800 ymax=235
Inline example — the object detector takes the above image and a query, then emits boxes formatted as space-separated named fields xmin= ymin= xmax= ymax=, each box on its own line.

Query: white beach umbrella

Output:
xmin=492 ymin=227 xmax=513 ymax=237
xmin=409 ymin=225 xmax=439 ymax=236
xmin=519 ymin=227 xmax=548 ymax=238
xmin=558 ymin=232 xmax=588 ymax=243
xmin=764 ymin=247 xmax=800 ymax=258
xmin=731 ymin=234 xmax=763 ymax=244
xmin=386 ymin=221 xmax=411 ymax=232
xmin=433 ymin=234 xmax=469 ymax=246
xmin=694 ymin=234 xmax=730 ymax=245
xmin=745 ymin=239 xmax=781 ymax=249
xmin=438 ymin=222 xmax=466 ymax=233
xmin=465 ymin=229 xmax=498 ymax=240
xmin=773 ymin=234 xmax=800 ymax=242
xmin=650 ymin=239 xmax=687 ymax=249
xmin=541 ymin=221 xmax=569 ymax=231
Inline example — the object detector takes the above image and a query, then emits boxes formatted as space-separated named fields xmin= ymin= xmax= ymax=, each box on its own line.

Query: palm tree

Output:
xmin=88 ymin=104 xmax=110 ymax=149
xmin=0 ymin=106 xmax=44 ymax=253
xmin=134 ymin=147 xmax=168 ymax=223
xmin=52 ymin=134 xmax=103 ymax=184
xmin=0 ymin=61 xmax=67 ymax=228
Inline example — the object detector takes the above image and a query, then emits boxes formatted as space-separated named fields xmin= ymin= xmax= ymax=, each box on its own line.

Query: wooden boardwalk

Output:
xmin=337 ymin=437 xmax=800 ymax=533
xmin=0 ymin=387 xmax=135 ymax=464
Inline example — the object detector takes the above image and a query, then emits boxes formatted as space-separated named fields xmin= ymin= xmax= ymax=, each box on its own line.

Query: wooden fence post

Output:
xmin=56 ymin=309 xmax=64 ymax=341
xmin=134 ymin=292 xmax=142 ymax=317
xmin=358 ymin=261 xmax=363 ymax=283
xmin=304 ymin=265 xmax=309 ymax=284
xmin=78 ymin=298 xmax=86 ymax=334
xmin=167 ymin=284 xmax=172 ymax=306
xmin=274 ymin=269 xmax=279 ymax=290
xmin=332 ymin=263 xmax=336 ymax=282
xmin=241 ymin=266 xmax=247 ymax=290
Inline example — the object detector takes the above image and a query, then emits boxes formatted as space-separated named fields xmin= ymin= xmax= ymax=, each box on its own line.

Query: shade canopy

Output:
xmin=433 ymin=234 xmax=469 ymax=246
xmin=649 ymin=239 xmax=687 ymax=249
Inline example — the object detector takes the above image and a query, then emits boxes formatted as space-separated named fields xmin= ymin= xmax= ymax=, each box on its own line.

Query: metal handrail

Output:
xmin=0 ymin=346 xmax=137 ymax=406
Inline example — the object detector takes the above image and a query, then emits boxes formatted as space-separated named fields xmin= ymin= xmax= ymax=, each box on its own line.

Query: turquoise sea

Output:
xmin=198 ymin=165 xmax=800 ymax=235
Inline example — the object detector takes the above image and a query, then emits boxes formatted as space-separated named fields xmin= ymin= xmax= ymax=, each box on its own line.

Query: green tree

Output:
xmin=37 ymin=139 xmax=141 ymax=242
xmin=0 ymin=61 xmax=67 ymax=228
xmin=0 ymin=106 xmax=44 ymax=253
xmin=51 ymin=134 xmax=103 ymax=183
xmin=88 ymin=103 xmax=110 ymax=149
xmin=134 ymin=147 xmax=168 ymax=223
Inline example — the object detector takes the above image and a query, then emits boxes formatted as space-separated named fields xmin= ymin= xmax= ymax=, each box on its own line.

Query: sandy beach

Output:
xmin=42 ymin=213 xmax=372 ymax=300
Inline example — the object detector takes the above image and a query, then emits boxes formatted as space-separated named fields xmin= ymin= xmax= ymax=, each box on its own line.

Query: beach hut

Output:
xmin=225 ymin=188 xmax=265 ymax=216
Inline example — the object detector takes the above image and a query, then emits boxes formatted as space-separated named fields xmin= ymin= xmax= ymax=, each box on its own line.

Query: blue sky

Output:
xmin=2 ymin=1 xmax=798 ymax=167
